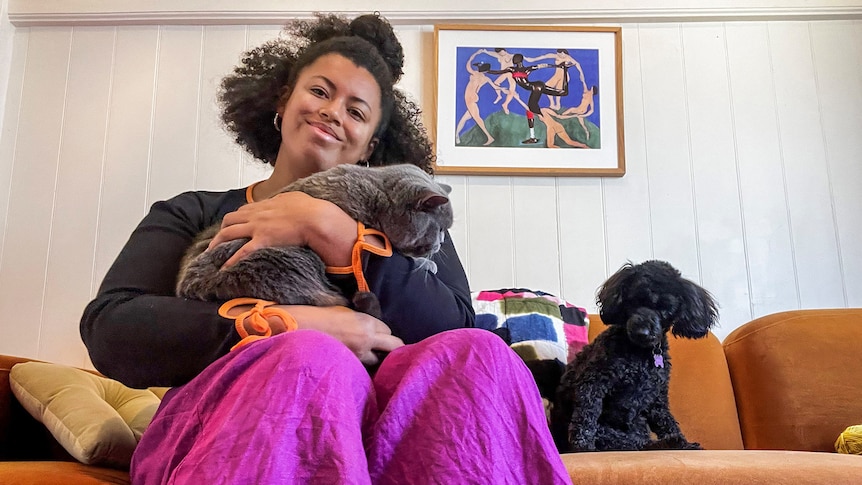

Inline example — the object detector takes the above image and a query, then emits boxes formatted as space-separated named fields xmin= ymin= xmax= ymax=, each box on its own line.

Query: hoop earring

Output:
xmin=357 ymin=159 xmax=369 ymax=167
xmin=273 ymin=113 xmax=282 ymax=132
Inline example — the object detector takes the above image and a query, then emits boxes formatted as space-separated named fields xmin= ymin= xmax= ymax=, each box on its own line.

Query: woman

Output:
xmin=81 ymin=13 xmax=571 ymax=484
xmin=524 ymin=49 xmax=583 ymax=111
xmin=454 ymin=49 xmax=502 ymax=146
xmin=489 ymin=53 xmax=570 ymax=144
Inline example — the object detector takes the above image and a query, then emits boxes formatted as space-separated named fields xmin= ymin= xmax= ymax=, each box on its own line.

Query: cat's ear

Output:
xmin=417 ymin=192 xmax=449 ymax=211
xmin=438 ymin=183 xmax=452 ymax=195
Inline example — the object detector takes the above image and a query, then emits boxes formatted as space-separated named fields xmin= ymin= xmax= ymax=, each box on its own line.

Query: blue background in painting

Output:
xmin=453 ymin=46 xmax=600 ymax=135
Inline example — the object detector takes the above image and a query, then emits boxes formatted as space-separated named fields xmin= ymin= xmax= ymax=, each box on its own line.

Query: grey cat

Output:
xmin=175 ymin=163 xmax=453 ymax=309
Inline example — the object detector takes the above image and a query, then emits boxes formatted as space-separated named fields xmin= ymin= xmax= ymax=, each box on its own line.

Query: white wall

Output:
xmin=1 ymin=6 xmax=860 ymax=367
xmin=0 ymin=0 xmax=14 ymax=180
xmin=0 ymin=0 xmax=15 ymax=331
xmin=0 ymin=0 xmax=13 ymax=169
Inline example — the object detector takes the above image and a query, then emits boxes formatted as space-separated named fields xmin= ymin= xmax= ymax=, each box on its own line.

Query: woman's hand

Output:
xmin=208 ymin=191 xmax=357 ymax=268
xmin=287 ymin=305 xmax=403 ymax=365
xmin=262 ymin=305 xmax=401 ymax=365
xmin=222 ymin=303 xmax=402 ymax=365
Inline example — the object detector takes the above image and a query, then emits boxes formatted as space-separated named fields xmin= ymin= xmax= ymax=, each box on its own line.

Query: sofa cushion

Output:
xmin=724 ymin=309 xmax=862 ymax=452
xmin=561 ymin=449 xmax=862 ymax=484
xmin=0 ymin=460 xmax=130 ymax=484
xmin=8 ymin=362 xmax=161 ymax=469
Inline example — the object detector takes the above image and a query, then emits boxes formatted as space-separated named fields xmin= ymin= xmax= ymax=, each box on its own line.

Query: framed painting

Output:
xmin=433 ymin=25 xmax=625 ymax=176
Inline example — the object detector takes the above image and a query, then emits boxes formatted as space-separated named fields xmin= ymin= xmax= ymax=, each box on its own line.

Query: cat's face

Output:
xmin=377 ymin=165 xmax=453 ymax=258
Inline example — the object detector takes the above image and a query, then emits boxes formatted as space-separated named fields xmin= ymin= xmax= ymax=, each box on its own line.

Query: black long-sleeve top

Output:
xmin=80 ymin=187 xmax=474 ymax=389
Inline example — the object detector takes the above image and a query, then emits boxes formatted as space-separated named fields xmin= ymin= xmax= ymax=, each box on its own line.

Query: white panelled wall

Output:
xmin=0 ymin=19 xmax=860 ymax=367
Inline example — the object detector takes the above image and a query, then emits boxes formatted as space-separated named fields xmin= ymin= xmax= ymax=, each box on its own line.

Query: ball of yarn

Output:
xmin=835 ymin=424 xmax=862 ymax=454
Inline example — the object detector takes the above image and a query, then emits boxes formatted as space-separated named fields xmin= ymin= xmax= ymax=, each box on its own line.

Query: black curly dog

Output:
xmin=551 ymin=260 xmax=718 ymax=452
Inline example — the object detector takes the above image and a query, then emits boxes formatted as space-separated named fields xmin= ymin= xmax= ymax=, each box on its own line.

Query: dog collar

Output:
xmin=652 ymin=344 xmax=665 ymax=368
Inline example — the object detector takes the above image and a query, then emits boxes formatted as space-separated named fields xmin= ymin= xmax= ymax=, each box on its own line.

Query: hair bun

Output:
xmin=349 ymin=13 xmax=404 ymax=82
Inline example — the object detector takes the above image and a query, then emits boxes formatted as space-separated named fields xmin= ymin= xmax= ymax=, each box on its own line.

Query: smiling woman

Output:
xmin=274 ymin=53 xmax=383 ymax=181
xmin=78 ymin=11 xmax=571 ymax=485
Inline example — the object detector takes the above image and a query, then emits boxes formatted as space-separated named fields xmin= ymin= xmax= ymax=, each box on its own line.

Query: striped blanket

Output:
xmin=471 ymin=288 xmax=589 ymax=400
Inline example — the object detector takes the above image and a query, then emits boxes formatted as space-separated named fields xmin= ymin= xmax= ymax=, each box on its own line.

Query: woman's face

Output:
xmin=277 ymin=53 xmax=382 ymax=176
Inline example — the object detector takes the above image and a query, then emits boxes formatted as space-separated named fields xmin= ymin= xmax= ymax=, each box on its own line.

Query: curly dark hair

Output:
xmin=219 ymin=13 xmax=435 ymax=172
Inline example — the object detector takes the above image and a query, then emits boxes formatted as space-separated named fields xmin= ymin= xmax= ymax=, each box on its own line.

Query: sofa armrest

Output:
xmin=724 ymin=309 xmax=862 ymax=452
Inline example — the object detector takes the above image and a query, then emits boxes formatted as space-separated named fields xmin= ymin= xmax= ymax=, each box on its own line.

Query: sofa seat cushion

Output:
xmin=562 ymin=450 xmax=862 ymax=484
xmin=0 ymin=461 xmax=129 ymax=484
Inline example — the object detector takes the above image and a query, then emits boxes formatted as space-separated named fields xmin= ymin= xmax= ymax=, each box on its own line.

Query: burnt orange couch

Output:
xmin=562 ymin=308 xmax=862 ymax=484
xmin=1 ymin=309 xmax=861 ymax=484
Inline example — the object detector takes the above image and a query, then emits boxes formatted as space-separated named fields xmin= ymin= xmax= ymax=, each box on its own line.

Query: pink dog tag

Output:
xmin=653 ymin=354 xmax=664 ymax=368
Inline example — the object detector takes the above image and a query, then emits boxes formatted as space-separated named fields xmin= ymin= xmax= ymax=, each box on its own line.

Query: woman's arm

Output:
xmin=173 ymin=189 xmax=473 ymax=347
xmin=82 ymin=189 xmax=420 ymax=387
xmin=523 ymin=53 xmax=555 ymax=63
xmin=361 ymin=232 xmax=474 ymax=344
xmin=81 ymin=190 xmax=246 ymax=388
xmin=209 ymin=191 xmax=359 ymax=269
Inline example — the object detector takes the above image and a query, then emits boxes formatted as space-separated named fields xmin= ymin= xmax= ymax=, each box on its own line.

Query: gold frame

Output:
xmin=432 ymin=25 xmax=625 ymax=177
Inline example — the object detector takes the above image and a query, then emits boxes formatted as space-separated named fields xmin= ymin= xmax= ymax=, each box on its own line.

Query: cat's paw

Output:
xmin=414 ymin=257 xmax=438 ymax=274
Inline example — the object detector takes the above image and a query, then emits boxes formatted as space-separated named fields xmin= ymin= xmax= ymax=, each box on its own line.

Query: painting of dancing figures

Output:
xmin=455 ymin=47 xmax=599 ymax=149
xmin=435 ymin=26 xmax=624 ymax=176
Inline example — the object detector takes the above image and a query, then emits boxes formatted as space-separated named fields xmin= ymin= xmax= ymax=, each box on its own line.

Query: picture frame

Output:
xmin=432 ymin=25 xmax=625 ymax=176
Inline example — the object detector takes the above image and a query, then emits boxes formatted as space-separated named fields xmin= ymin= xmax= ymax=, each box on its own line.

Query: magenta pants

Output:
xmin=131 ymin=328 xmax=571 ymax=484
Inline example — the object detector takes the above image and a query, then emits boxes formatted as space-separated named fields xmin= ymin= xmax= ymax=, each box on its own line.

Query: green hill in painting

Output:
xmin=456 ymin=110 xmax=600 ymax=149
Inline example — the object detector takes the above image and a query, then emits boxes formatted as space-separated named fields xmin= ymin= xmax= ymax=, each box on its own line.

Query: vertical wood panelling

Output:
xmin=558 ymin=178 xmax=606 ymax=310
xmin=810 ymin=21 xmax=862 ymax=306
xmin=0 ymin=27 xmax=71 ymax=359
xmin=40 ymin=27 xmax=114 ymax=366
xmin=93 ymin=26 xmax=159 ymax=291
xmin=240 ymin=26 xmax=279 ymax=187
xmin=0 ymin=27 xmax=27 ymax=277
xmin=146 ymin=26 xmax=204 ymax=206
xmin=0 ymin=19 xmax=860 ymax=365
xmin=394 ymin=26 xmax=425 ymax=108
xmin=436 ymin=175 xmax=469 ymax=277
xmin=465 ymin=177 xmax=515 ymax=290
xmin=768 ymin=22 xmax=844 ymax=309
xmin=194 ymin=25 xmax=246 ymax=192
xmin=725 ymin=23 xmax=798 ymax=318
xmin=603 ymin=25 xmax=654 ymax=272
xmin=636 ymin=24 xmax=701 ymax=278
xmin=512 ymin=177 xmax=561 ymax=294
xmin=680 ymin=23 xmax=750 ymax=338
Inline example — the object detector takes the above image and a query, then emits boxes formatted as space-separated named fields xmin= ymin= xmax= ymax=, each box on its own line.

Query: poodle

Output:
xmin=551 ymin=260 xmax=718 ymax=452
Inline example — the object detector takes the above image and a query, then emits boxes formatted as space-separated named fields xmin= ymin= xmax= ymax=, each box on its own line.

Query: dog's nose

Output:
xmin=627 ymin=323 xmax=657 ymax=347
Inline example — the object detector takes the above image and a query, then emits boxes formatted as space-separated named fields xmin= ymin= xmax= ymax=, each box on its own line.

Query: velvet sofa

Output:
xmin=1 ymin=309 xmax=861 ymax=484
xmin=561 ymin=308 xmax=862 ymax=484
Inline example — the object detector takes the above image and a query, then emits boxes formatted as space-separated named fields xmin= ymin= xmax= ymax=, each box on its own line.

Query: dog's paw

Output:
xmin=682 ymin=440 xmax=703 ymax=450
xmin=649 ymin=435 xmax=702 ymax=450
xmin=569 ymin=438 xmax=597 ymax=453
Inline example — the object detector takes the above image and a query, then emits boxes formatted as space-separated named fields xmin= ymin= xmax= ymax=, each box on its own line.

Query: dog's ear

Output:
xmin=597 ymin=262 xmax=636 ymax=326
xmin=670 ymin=279 xmax=719 ymax=339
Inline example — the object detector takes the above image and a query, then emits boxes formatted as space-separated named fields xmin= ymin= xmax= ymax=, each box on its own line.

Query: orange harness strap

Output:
xmin=218 ymin=298 xmax=298 ymax=351
xmin=325 ymin=222 xmax=392 ymax=292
